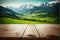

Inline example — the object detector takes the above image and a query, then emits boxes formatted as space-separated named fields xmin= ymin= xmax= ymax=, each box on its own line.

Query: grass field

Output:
xmin=0 ymin=17 xmax=57 ymax=24
xmin=0 ymin=12 xmax=58 ymax=24
xmin=0 ymin=18 xmax=46 ymax=24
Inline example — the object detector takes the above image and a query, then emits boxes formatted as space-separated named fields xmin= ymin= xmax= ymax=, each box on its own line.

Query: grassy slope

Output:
xmin=0 ymin=17 xmax=57 ymax=24
xmin=23 ymin=13 xmax=56 ymax=23
xmin=0 ymin=13 xmax=57 ymax=24
xmin=0 ymin=18 xmax=47 ymax=24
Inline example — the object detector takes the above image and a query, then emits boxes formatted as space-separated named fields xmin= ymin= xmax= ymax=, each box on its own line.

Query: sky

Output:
xmin=0 ymin=0 xmax=58 ymax=8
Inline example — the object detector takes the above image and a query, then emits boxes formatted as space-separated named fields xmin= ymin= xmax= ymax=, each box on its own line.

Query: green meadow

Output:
xmin=0 ymin=17 xmax=57 ymax=24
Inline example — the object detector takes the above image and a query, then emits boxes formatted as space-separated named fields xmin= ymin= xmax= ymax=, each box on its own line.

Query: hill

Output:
xmin=0 ymin=6 xmax=23 ymax=19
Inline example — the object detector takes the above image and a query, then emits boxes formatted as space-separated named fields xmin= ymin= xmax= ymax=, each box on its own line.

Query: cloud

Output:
xmin=48 ymin=1 xmax=59 ymax=4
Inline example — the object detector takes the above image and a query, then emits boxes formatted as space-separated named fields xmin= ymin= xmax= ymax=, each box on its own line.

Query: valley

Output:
xmin=0 ymin=1 xmax=59 ymax=24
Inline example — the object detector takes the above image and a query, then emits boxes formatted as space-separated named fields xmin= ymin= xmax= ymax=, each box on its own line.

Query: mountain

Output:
xmin=28 ymin=2 xmax=59 ymax=17
xmin=6 ymin=6 xmax=20 ymax=14
xmin=0 ymin=6 xmax=23 ymax=19
xmin=17 ymin=4 xmax=34 ymax=14
xmin=4 ymin=1 xmax=59 ymax=17
xmin=5 ymin=4 xmax=35 ymax=15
